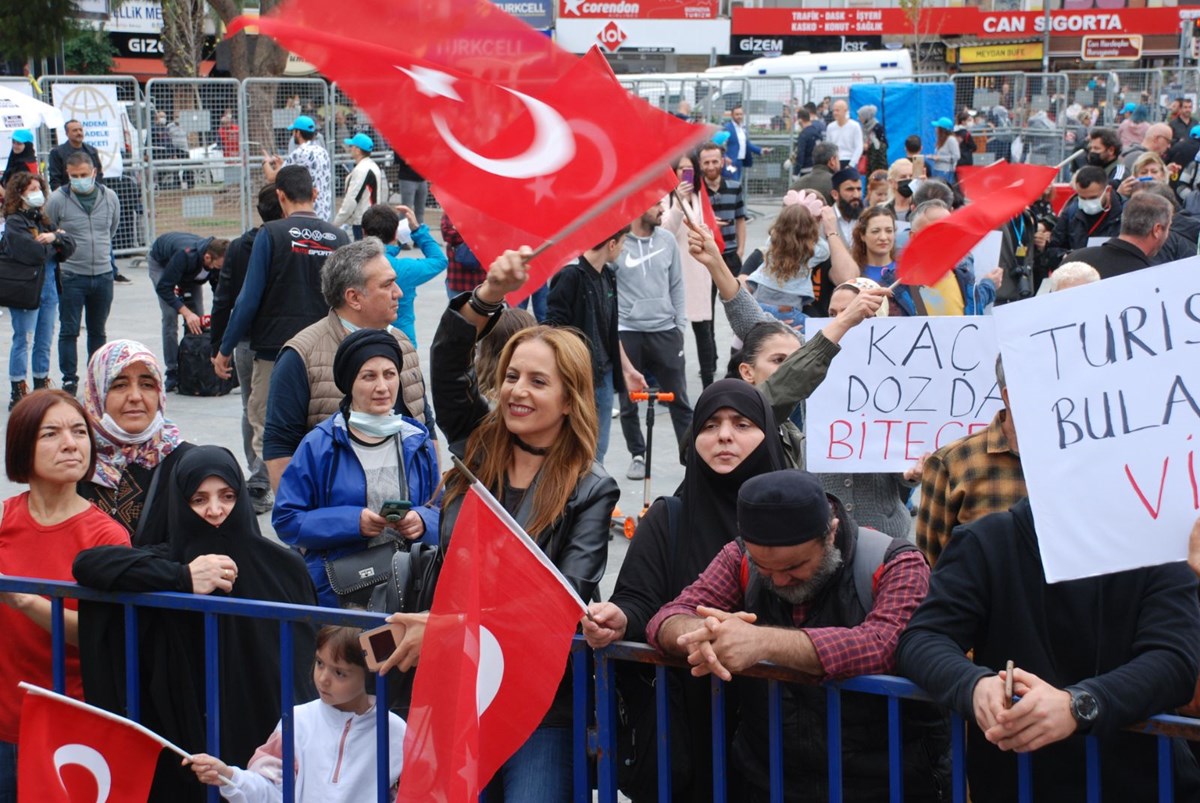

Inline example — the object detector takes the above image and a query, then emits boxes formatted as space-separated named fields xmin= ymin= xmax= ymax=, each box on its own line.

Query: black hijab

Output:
xmin=679 ymin=379 xmax=788 ymax=579
xmin=1 ymin=142 xmax=36 ymax=186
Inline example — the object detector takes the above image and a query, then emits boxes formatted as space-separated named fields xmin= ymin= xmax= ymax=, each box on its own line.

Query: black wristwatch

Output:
xmin=1068 ymin=688 xmax=1099 ymax=733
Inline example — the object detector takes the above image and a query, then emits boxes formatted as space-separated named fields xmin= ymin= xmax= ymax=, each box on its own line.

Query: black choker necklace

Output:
xmin=512 ymin=434 xmax=550 ymax=456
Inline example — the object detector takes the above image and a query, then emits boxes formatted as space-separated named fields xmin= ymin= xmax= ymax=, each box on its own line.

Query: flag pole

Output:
xmin=449 ymin=455 xmax=595 ymax=621
xmin=1056 ymin=149 xmax=1084 ymax=170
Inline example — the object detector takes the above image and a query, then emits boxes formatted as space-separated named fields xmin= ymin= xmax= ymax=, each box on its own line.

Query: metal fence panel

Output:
xmin=329 ymin=82 xmax=400 ymax=209
xmin=238 ymin=77 xmax=332 ymax=230
xmin=145 ymin=77 xmax=244 ymax=244
xmin=39 ymin=75 xmax=150 ymax=256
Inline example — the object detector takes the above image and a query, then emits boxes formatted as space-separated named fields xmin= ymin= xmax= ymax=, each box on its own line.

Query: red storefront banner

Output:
xmin=731 ymin=7 xmax=1185 ymax=39
xmin=559 ymin=0 xmax=718 ymax=20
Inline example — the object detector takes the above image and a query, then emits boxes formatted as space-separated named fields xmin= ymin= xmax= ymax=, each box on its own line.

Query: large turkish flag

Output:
xmin=17 ymin=683 xmax=168 ymax=803
xmin=895 ymin=162 xmax=1057 ymax=287
xmin=395 ymin=483 xmax=587 ymax=802
xmin=229 ymin=0 xmax=708 ymax=303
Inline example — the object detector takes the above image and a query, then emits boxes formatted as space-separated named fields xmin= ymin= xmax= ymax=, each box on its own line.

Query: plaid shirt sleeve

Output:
xmin=646 ymin=541 xmax=745 ymax=653
xmin=803 ymin=549 xmax=930 ymax=681
xmin=916 ymin=448 xmax=957 ymax=566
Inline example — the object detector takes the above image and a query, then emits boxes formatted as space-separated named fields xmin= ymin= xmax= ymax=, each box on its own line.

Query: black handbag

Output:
xmin=0 ymin=257 xmax=43 ymax=309
xmin=323 ymin=541 xmax=399 ymax=608
xmin=368 ymin=542 xmax=442 ymax=615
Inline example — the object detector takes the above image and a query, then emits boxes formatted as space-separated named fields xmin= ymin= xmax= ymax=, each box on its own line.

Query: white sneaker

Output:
xmin=626 ymin=456 xmax=645 ymax=480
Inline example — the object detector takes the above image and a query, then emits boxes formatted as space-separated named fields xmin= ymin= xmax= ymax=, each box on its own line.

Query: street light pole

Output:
xmin=1042 ymin=0 xmax=1051 ymax=74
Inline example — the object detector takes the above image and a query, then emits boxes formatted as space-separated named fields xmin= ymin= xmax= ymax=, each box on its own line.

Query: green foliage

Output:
xmin=0 ymin=0 xmax=81 ymax=60
xmin=64 ymin=23 xmax=116 ymax=75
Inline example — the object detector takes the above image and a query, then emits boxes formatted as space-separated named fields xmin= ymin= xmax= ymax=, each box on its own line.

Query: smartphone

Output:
xmin=359 ymin=622 xmax=408 ymax=672
xmin=681 ymin=167 xmax=694 ymax=184
xmin=380 ymin=499 xmax=412 ymax=524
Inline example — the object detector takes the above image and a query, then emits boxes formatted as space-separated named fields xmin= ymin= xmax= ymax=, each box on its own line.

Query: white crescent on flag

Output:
xmin=53 ymin=744 xmax=112 ymax=803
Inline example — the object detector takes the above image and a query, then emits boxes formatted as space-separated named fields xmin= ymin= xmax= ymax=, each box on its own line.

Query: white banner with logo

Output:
xmin=994 ymin=256 xmax=1200 ymax=582
xmin=805 ymin=316 xmax=1003 ymax=473
xmin=556 ymin=18 xmax=730 ymax=54
xmin=52 ymin=84 xmax=124 ymax=178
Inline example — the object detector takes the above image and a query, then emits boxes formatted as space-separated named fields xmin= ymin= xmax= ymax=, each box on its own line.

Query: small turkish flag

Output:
xmin=229 ymin=0 xmax=707 ymax=304
xmin=395 ymin=481 xmax=587 ymax=802
xmin=895 ymin=162 xmax=1056 ymax=287
xmin=17 ymin=683 xmax=172 ymax=803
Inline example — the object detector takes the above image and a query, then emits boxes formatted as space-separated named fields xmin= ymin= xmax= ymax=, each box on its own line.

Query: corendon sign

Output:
xmin=560 ymin=0 xmax=717 ymax=20
xmin=731 ymin=7 xmax=1184 ymax=38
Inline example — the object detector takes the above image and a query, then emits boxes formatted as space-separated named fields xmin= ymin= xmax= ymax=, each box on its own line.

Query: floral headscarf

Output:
xmin=83 ymin=340 xmax=182 ymax=489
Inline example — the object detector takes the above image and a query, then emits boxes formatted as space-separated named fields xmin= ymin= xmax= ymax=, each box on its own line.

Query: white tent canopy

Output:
xmin=0 ymin=84 xmax=64 ymax=133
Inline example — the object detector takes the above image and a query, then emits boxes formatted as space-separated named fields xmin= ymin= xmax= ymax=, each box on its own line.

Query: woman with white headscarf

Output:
xmin=78 ymin=339 xmax=193 ymax=544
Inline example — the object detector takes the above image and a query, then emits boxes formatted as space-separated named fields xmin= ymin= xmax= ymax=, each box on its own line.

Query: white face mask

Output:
xmin=23 ymin=191 xmax=45 ymax=208
xmin=1078 ymin=196 xmax=1105 ymax=215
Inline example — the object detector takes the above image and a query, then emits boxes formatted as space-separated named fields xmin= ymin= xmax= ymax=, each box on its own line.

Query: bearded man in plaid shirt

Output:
xmin=646 ymin=470 xmax=949 ymax=803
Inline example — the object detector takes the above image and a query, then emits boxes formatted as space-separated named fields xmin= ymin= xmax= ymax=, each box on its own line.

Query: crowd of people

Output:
xmin=0 ymin=94 xmax=1198 ymax=803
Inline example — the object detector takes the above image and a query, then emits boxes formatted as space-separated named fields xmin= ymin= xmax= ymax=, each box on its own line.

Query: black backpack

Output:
xmin=177 ymin=331 xmax=237 ymax=396
xmin=367 ymin=543 xmax=442 ymax=718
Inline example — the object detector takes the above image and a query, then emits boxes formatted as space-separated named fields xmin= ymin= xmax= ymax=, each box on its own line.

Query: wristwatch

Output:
xmin=1068 ymin=688 xmax=1099 ymax=733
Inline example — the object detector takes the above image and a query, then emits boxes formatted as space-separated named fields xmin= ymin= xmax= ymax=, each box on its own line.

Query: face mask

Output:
xmin=70 ymin=176 xmax=95 ymax=194
xmin=1078 ymin=196 xmax=1104 ymax=215
xmin=1086 ymin=152 xmax=1107 ymax=167
xmin=896 ymin=179 xmax=913 ymax=199
xmin=347 ymin=410 xmax=408 ymax=438
xmin=23 ymin=191 xmax=44 ymax=208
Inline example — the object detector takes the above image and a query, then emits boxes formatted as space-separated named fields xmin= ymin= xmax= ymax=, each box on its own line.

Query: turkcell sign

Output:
xmin=494 ymin=0 xmax=554 ymax=29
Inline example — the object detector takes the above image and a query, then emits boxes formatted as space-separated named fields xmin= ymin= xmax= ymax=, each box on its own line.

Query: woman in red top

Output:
xmin=0 ymin=390 xmax=129 ymax=800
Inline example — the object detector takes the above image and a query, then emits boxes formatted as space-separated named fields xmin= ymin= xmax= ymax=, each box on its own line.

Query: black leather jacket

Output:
xmin=430 ymin=295 xmax=619 ymax=603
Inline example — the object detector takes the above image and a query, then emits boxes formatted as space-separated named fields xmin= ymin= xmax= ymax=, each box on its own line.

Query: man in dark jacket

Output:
xmin=545 ymin=226 xmax=639 ymax=463
xmin=897 ymin=498 xmax=1200 ymax=803
xmin=210 ymin=183 xmax=282 ymax=512
xmin=790 ymin=108 xmax=822 ymax=180
xmin=148 ymin=232 xmax=229 ymax=391
xmin=1063 ymin=191 xmax=1172 ymax=279
xmin=47 ymin=119 xmax=104 ymax=190
xmin=647 ymin=470 xmax=949 ymax=802
xmin=789 ymin=141 xmax=837 ymax=204
xmin=1046 ymin=166 xmax=1123 ymax=270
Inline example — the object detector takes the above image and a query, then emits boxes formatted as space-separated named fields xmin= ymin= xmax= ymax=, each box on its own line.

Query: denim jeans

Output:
xmin=755 ymin=301 xmax=806 ymax=332
xmin=515 ymin=283 xmax=548 ymax=322
xmin=58 ymin=271 xmax=114 ymax=387
xmin=8 ymin=263 xmax=58 ymax=382
xmin=398 ymin=179 xmax=428 ymax=225
xmin=0 ymin=741 xmax=15 ymax=803
xmin=147 ymin=260 xmax=204 ymax=378
xmin=234 ymin=345 xmax=270 ymax=493
xmin=482 ymin=726 xmax=571 ymax=803
xmin=594 ymin=371 xmax=614 ymax=465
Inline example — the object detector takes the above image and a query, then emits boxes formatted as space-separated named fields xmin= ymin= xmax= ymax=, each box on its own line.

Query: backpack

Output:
xmin=367 ymin=542 xmax=442 ymax=718
xmin=177 ymin=330 xmax=238 ymax=396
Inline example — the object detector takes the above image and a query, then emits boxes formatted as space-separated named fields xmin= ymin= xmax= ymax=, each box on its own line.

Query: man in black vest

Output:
xmin=646 ymin=470 xmax=948 ymax=802
xmin=212 ymin=164 xmax=349 ymax=460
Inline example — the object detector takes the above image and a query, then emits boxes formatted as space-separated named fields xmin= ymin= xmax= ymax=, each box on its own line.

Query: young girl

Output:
xmin=186 ymin=625 xmax=405 ymax=802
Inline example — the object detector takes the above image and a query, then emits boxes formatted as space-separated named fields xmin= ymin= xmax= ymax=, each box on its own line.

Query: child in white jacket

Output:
xmin=187 ymin=625 xmax=406 ymax=802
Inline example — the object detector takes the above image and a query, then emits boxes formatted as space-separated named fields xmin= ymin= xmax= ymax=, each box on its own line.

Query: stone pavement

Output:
xmin=0 ymin=204 xmax=779 ymax=598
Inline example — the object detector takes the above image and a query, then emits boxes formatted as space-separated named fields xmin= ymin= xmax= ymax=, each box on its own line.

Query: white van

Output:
xmin=723 ymin=49 xmax=913 ymax=83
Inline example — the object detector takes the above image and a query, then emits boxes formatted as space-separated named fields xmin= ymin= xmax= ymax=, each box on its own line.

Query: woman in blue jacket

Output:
xmin=274 ymin=328 xmax=440 ymax=607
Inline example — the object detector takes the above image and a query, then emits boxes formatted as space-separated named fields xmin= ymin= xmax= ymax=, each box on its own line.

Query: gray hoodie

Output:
xmin=45 ymin=184 xmax=120 ymax=277
xmin=615 ymin=227 xmax=686 ymax=333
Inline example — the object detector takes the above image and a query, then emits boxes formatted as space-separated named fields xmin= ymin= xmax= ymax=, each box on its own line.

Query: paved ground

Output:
xmin=0 ymin=205 xmax=779 ymax=598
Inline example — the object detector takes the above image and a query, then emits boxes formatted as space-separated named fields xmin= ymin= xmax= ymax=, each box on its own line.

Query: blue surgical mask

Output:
xmin=22 ymin=191 xmax=44 ymax=208
xmin=70 ymin=176 xmax=95 ymax=194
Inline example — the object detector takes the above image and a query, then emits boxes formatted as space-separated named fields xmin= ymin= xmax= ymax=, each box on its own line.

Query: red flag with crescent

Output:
xmin=228 ymin=1 xmax=707 ymax=304
xmin=894 ymin=162 xmax=1057 ymax=287
xmin=395 ymin=481 xmax=587 ymax=802
xmin=17 ymin=683 xmax=172 ymax=803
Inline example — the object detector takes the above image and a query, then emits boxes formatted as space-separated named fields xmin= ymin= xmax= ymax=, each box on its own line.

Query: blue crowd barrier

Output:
xmin=6 ymin=575 xmax=1200 ymax=803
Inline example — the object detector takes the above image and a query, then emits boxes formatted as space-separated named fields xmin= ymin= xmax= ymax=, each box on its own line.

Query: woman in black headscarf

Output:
xmin=1 ymin=130 xmax=37 ymax=189
xmin=583 ymin=379 xmax=787 ymax=802
xmin=74 ymin=446 xmax=317 ymax=801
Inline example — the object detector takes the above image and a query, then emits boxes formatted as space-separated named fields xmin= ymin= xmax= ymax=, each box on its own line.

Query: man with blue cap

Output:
xmin=333 ymin=132 xmax=388 ymax=238
xmin=264 ymin=114 xmax=332 ymax=221
xmin=646 ymin=468 xmax=946 ymax=802
xmin=2 ymin=130 xmax=37 ymax=188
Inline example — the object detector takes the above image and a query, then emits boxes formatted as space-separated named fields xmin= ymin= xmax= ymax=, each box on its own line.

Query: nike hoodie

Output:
xmin=616 ymin=227 xmax=687 ymax=333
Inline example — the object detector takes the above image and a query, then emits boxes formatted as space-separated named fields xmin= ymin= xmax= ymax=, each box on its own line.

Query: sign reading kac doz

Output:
xmin=995 ymin=257 xmax=1200 ymax=583
xmin=805 ymin=317 xmax=1003 ymax=474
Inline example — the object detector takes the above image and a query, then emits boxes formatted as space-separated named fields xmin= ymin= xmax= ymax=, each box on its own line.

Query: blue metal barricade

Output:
xmin=8 ymin=575 xmax=1200 ymax=802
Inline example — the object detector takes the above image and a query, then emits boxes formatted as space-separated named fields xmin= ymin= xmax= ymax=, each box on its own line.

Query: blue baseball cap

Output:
xmin=1191 ymin=124 xmax=1200 ymax=140
xmin=344 ymin=132 xmax=374 ymax=152
xmin=11 ymin=129 xmax=33 ymax=144
xmin=932 ymin=117 xmax=954 ymax=131
xmin=1122 ymin=102 xmax=1137 ymax=114
xmin=712 ymin=130 xmax=731 ymax=147
xmin=288 ymin=115 xmax=317 ymax=133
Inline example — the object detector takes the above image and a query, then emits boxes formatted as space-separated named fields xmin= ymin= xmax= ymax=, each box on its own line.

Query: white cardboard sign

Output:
xmin=52 ymin=84 xmax=124 ymax=178
xmin=993 ymin=256 xmax=1200 ymax=582
xmin=805 ymin=316 xmax=1003 ymax=473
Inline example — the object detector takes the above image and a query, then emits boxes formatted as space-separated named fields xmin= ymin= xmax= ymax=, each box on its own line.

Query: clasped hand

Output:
xmin=676 ymin=605 xmax=760 ymax=681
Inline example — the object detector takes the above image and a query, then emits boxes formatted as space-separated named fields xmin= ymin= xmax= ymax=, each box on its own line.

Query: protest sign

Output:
xmin=52 ymin=84 xmax=124 ymax=178
xmin=805 ymin=316 xmax=1003 ymax=473
xmin=994 ymin=256 xmax=1200 ymax=582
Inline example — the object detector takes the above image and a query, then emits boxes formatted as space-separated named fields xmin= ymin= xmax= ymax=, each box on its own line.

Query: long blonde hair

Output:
xmin=444 ymin=326 xmax=599 ymax=539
